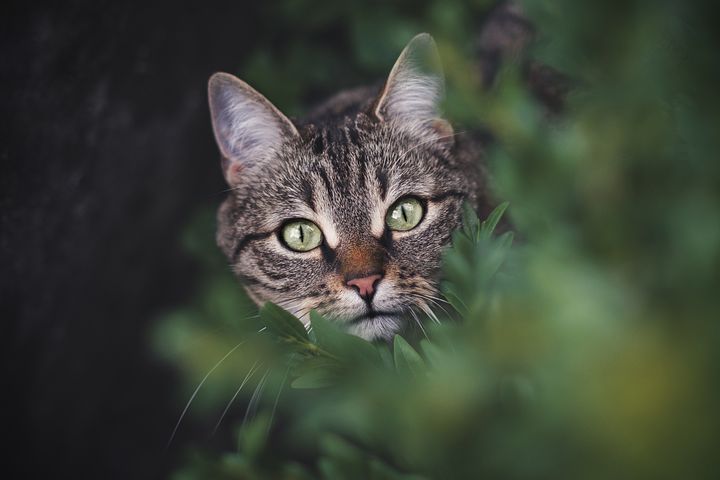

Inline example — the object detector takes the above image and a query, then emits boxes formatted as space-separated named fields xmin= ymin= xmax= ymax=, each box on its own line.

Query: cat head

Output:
xmin=209 ymin=34 xmax=480 ymax=340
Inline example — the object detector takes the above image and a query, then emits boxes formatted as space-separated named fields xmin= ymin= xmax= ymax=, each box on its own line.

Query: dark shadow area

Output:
xmin=0 ymin=1 xmax=285 ymax=477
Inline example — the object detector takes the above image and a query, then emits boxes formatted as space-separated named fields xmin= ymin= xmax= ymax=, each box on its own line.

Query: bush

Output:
xmin=154 ymin=1 xmax=720 ymax=478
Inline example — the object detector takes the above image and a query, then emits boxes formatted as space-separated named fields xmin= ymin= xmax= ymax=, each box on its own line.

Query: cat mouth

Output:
xmin=347 ymin=309 xmax=405 ymax=341
xmin=350 ymin=309 xmax=401 ymax=324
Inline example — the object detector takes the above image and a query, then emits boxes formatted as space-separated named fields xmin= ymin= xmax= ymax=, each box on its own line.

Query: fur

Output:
xmin=210 ymin=34 xmax=492 ymax=340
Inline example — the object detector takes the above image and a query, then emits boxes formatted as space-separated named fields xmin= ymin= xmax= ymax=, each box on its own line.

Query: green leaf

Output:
xmin=282 ymin=463 xmax=316 ymax=480
xmin=369 ymin=458 xmax=429 ymax=480
xmin=310 ymin=311 xmax=382 ymax=366
xmin=481 ymin=231 xmax=515 ymax=282
xmin=377 ymin=344 xmax=395 ymax=369
xmin=291 ymin=369 xmax=339 ymax=389
xmin=479 ymin=201 xmax=510 ymax=240
xmin=498 ymin=230 xmax=515 ymax=250
xmin=393 ymin=335 xmax=426 ymax=377
xmin=461 ymin=201 xmax=480 ymax=237
xmin=260 ymin=302 xmax=309 ymax=343
xmin=440 ymin=282 xmax=468 ymax=315
xmin=318 ymin=457 xmax=345 ymax=480
xmin=318 ymin=434 xmax=428 ymax=480
xmin=237 ymin=412 xmax=270 ymax=460
xmin=419 ymin=339 xmax=444 ymax=368
xmin=289 ymin=354 xmax=342 ymax=389
xmin=443 ymin=244 xmax=473 ymax=281
xmin=318 ymin=435 xmax=370 ymax=480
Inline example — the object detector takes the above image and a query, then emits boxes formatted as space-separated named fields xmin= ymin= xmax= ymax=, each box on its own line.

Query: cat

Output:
xmin=209 ymin=33 xmax=496 ymax=341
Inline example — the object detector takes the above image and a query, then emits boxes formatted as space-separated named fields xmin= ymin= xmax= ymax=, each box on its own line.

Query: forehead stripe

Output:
xmin=301 ymin=179 xmax=316 ymax=211
xmin=315 ymin=164 xmax=334 ymax=200
xmin=376 ymin=169 xmax=389 ymax=201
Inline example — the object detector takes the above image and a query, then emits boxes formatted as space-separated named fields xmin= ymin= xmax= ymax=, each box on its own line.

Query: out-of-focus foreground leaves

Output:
xmin=154 ymin=0 xmax=720 ymax=478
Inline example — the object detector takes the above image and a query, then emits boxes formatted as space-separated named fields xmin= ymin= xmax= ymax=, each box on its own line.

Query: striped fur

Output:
xmin=211 ymin=34 xmax=490 ymax=340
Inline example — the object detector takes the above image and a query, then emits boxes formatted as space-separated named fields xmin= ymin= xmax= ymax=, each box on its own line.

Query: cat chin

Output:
xmin=347 ymin=314 xmax=404 ymax=342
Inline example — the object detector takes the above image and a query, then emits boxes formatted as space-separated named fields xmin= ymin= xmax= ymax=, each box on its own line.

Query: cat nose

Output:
xmin=346 ymin=273 xmax=383 ymax=300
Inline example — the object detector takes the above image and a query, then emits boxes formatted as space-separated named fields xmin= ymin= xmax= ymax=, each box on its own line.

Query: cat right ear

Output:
xmin=372 ymin=33 xmax=453 ymax=145
xmin=208 ymin=72 xmax=298 ymax=186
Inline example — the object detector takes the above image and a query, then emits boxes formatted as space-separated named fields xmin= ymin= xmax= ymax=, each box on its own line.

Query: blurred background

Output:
xmin=2 ymin=0 xmax=719 ymax=479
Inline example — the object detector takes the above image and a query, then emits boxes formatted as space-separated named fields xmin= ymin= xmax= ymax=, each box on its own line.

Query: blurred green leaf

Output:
xmin=419 ymin=339 xmax=444 ymax=368
xmin=310 ymin=311 xmax=383 ymax=367
xmin=260 ymin=302 xmax=310 ymax=344
xmin=237 ymin=412 xmax=270 ymax=460
xmin=461 ymin=201 xmax=480 ymax=237
xmin=479 ymin=201 xmax=510 ymax=240
xmin=161 ymin=1 xmax=720 ymax=478
xmin=291 ymin=369 xmax=339 ymax=389
xmin=393 ymin=335 xmax=426 ymax=377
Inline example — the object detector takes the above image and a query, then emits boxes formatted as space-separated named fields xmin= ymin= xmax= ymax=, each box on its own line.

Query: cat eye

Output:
xmin=386 ymin=197 xmax=424 ymax=231
xmin=280 ymin=220 xmax=323 ymax=252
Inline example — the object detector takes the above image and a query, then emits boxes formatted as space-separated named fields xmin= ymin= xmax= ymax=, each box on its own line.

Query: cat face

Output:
xmin=209 ymin=34 xmax=480 ymax=340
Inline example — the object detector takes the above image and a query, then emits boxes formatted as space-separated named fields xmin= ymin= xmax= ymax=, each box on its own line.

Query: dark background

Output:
xmin=0 ymin=1 xmax=303 ymax=478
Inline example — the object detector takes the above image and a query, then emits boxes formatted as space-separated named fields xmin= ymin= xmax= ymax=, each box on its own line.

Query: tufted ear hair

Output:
xmin=372 ymin=33 xmax=453 ymax=144
xmin=208 ymin=72 xmax=298 ymax=186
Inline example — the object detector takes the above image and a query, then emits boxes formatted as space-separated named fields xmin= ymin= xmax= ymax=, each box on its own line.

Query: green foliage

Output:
xmin=260 ymin=303 xmax=309 ymax=344
xmin=442 ymin=201 xmax=514 ymax=318
xmin=157 ymin=0 xmax=720 ymax=478
xmin=393 ymin=335 xmax=426 ymax=378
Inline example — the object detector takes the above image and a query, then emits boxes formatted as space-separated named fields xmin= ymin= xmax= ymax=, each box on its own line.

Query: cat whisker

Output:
xmin=406 ymin=286 xmax=453 ymax=318
xmin=166 ymin=340 xmax=246 ymax=449
xmin=288 ymin=306 xmax=313 ymax=330
xmin=408 ymin=308 xmax=429 ymax=341
xmin=274 ymin=296 xmax=320 ymax=319
xmin=242 ymin=368 xmax=270 ymax=429
xmin=415 ymin=291 xmax=450 ymax=305
xmin=212 ymin=360 xmax=262 ymax=435
xmin=275 ymin=296 xmax=306 ymax=307
xmin=267 ymin=363 xmax=292 ymax=434
xmin=413 ymin=293 xmax=453 ymax=320
xmin=429 ymin=300 xmax=453 ymax=320
xmin=417 ymin=301 xmax=442 ymax=326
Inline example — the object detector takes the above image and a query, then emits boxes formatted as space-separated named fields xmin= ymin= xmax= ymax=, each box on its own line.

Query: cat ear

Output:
xmin=208 ymin=72 xmax=298 ymax=185
xmin=372 ymin=33 xmax=453 ymax=143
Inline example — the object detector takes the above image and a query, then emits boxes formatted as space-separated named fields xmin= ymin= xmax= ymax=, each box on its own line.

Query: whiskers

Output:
xmin=267 ymin=363 xmax=292 ymax=434
xmin=405 ymin=287 xmax=454 ymax=337
xmin=242 ymin=369 xmax=270 ymax=429
xmin=408 ymin=308 xmax=429 ymax=340
xmin=167 ymin=286 xmax=453 ymax=449
xmin=166 ymin=314 xmax=273 ymax=449
xmin=274 ymin=294 xmax=319 ymax=329
xmin=166 ymin=340 xmax=246 ymax=449
xmin=212 ymin=360 xmax=262 ymax=435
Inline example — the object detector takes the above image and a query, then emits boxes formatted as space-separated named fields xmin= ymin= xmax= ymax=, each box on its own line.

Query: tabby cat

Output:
xmin=209 ymin=34 xmax=494 ymax=340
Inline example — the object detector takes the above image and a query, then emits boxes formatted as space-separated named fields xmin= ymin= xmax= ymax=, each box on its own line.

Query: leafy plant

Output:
xmin=168 ymin=202 xmax=516 ymax=479
xmin=157 ymin=0 xmax=720 ymax=478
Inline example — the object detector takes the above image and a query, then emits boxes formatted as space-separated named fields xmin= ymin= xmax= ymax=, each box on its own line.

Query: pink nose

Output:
xmin=346 ymin=274 xmax=382 ymax=299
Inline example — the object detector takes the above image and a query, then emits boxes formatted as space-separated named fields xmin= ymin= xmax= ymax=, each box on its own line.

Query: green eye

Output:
xmin=281 ymin=220 xmax=323 ymax=252
xmin=386 ymin=197 xmax=424 ymax=231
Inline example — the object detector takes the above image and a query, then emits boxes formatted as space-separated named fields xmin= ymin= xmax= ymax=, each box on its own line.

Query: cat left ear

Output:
xmin=372 ymin=33 xmax=454 ymax=144
xmin=208 ymin=72 xmax=299 ymax=186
